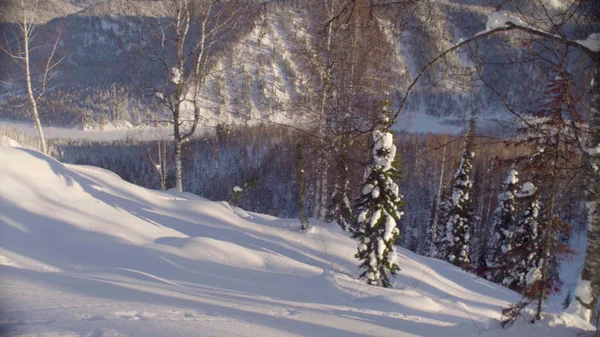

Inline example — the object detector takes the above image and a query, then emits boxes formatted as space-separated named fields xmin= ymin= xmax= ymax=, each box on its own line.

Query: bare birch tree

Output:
xmin=1 ymin=0 xmax=64 ymax=154
xmin=145 ymin=0 xmax=252 ymax=192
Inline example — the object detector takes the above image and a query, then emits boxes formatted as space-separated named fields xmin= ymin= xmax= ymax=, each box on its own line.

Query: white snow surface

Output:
xmin=517 ymin=182 xmax=537 ymax=198
xmin=171 ymin=67 xmax=181 ymax=84
xmin=486 ymin=11 xmax=526 ymax=30
xmin=0 ymin=119 xmax=175 ymax=141
xmin=574 ymin=280 xmax=594 ymax=305
xmin=505 ymin=167 xmax=518 ymax=185
xmin=585 ymin=143 xmax=600 ymax=156
xmin=0 ymin=147 xmax=593 ymax=337
xmin=576 ymin=33 xmax=600 ymax=52
xmin=0 ymin=135 xmax=21 ymax=147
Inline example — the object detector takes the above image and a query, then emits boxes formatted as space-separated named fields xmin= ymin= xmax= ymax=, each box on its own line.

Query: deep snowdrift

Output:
xmin=0 ymin=147 xmax=593 ymax=336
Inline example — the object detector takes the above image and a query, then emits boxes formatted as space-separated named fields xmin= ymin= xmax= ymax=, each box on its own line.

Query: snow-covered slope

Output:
xmin=0 ymin=147 xmax=593 ymax=336
xmin=0 ymin=136 xmax=20 ymax=147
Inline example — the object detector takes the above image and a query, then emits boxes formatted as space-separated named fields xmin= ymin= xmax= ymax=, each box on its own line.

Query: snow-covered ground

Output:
xmin=0 ymin=145 xmax=593 ymax=337
xmin=0 ymin=119 xmax=174 ymax=141
xmin=0 ymin=112 xmax=513 ymax=144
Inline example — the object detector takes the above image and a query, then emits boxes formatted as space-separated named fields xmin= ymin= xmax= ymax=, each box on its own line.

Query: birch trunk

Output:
xmin=313 ymin=0 xmax=336 ymax=220
xmin=174 ymin=122 xmax=183 ymax=192
xmin=431 ymin=140 xmax=447 ymax=248
xmin=24 ymin=35 xmax=47 ymax=154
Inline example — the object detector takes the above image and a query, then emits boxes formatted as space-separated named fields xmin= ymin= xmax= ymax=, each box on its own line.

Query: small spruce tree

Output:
xmin=440 ymin=138 xmax=474 ymax=267
xmin=485 ymin=165 xmax=520 ymax=283
xmin=502 ymin=55 xmax=578 ymax=326
xmin=507 ymin=182 xmax=542 ymax=293
xmin=354 ymin=109 xmax=404 ymax=288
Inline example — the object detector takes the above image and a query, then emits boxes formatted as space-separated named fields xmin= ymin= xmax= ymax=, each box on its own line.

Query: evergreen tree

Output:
xmin=507 ymin=182 xmax=542 ymax=293
xmin=354 ymin=111 xmax=403 ymax=288
xmin=502 ymin=54 xmax=577 ymax=326
xmin=485 ymin=165 xmax=520 ymax=283
xmin=439 ymin=136 xmax=474 ymax=267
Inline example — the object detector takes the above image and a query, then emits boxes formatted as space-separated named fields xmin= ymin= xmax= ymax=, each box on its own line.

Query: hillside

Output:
xmin=0 ymin=145 xmax=593 ymax=336
xmin=0 ymin=0 xmax=558 ymax=134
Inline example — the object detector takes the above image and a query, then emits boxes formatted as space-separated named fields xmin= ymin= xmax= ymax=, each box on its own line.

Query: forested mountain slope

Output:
xmin=0 ymin=0 xmax=571 ymax=131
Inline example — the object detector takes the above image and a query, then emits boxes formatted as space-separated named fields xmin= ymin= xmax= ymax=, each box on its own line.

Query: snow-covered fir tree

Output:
xmin=500 ymin=182 xmax=545 ymax=326
xmin=503 ymin=59 xmax=578 ymax=325
xmin=505 ymin=182 xmax=542 ymax=292
xmin=354 ymin=110 xmax=403 ymax=288
xmin=485 ymin=165 xmax=520 ymax=283
xmin=439 ymin=135 xmax=474 ymax=267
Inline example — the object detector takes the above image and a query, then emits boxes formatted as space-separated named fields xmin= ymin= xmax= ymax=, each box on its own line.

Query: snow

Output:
xmin=585 ymin=143 xmax=600 ymax=155
xmin=372 ymin=130 xmax=397 ymax=172
xmin=377 ymin=238 xmax=386 ymax=259
xmin=485 ymin=11 xmax=527 ymax=31
xmin=171 ymin=67 xmax=181 ymax=84
xmin=372 ymin=186 xmax=380 ymax=199
xmin=383 ymin=215 xmax=396 ymax=242
xmin=575 ymin=33 xmax=600 ymax=52
xmin=505 ymin=167 xmax=519 ymax=185
xmin=473 ymin=11 xmax=529 ymax=39
xmin=370 ymin=209 xmax=382 ymax=228
xmin=562 ymin=232 xmax=592 ymax=322
xmin=0 ymin=119 xmax=175 ymax=141
xmin=357 ymin=210 xmax=368 ymax=223
xmin=574 ymin=280 xmax=594 ymax=305
xmin=0 ymin=147 xmax=594 ymax=337
xmin=526 ymin=266 xmax=542 ymax=286
xmin=0 ymin=135 xmax=21 ymax=147
xmin=233 ymin=186 xmax=243 ymax=193
xmin=373 ymin=130 xmax=393 ymax=151
xmin=451 ymin=189 xmax=464 ymax=206
xmin=517 ymin=182 xmax=537 ymax=198
xmin=362 ymin=183 xmax=374 ymax=195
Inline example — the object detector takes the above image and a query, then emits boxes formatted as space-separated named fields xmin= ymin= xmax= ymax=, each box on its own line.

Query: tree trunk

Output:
xmin=23 ymin=22 xmax=47 ymax=154
xmin=158 ymin=139 xmax=166 ymax=191
xmin=174 ymin=111 xmax=183 ymax=192
xmin=174 ymin=140 xmax=183 ymax=192
xmin=297 ymin=144 xmax=308 ymax=230
xmin=578 ymin=56 xmax=600 ymax=323
xmin=313 ymin=0 xmax=336 ymax=221
xmin=534 ymin=135 xmax=560 ymax=321
xmin=536 ymin=66 xmax=568 ymax=321
xmin=430 ymin=141 xmax=447 ymax=251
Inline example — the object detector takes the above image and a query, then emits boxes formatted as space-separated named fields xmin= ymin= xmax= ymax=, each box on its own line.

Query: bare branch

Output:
xmin=391 ymin=21 xmax=599 ymax=125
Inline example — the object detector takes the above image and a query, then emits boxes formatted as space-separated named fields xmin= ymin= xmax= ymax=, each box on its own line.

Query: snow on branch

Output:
xmin=575 ymin=33 xmax=600 ymax=53
xmin=482 ymin=11 xmax=528 ymax=33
